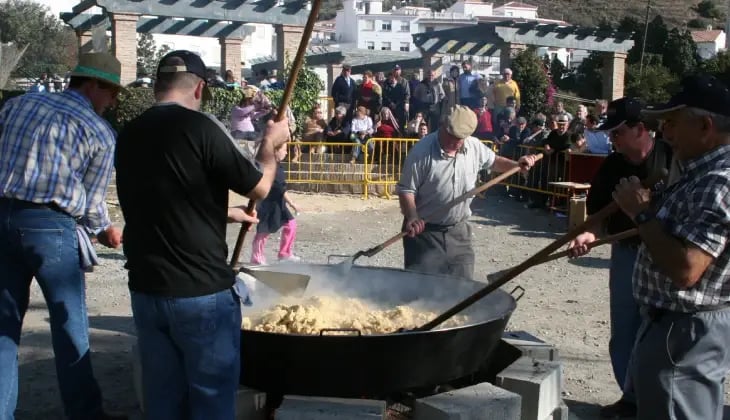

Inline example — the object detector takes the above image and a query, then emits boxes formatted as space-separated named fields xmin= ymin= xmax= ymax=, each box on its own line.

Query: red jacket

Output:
xmin=473 ymin=107 xmax=493 ymax=135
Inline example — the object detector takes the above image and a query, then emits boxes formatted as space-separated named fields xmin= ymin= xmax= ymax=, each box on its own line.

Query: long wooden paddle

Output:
xmin=415 ymin=169 xmax=667 ymax=331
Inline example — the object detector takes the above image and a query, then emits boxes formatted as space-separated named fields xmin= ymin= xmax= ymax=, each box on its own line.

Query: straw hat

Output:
xmin=69 ymin=53 xmax=123 ymax=88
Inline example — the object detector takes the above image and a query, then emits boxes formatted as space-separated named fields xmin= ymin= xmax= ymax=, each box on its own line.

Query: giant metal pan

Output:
xmin=240 ymin=263 xmax=520 ymax=397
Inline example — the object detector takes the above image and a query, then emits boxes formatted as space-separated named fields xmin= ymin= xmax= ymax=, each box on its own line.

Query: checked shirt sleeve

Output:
xmin=81 ymin=131 xmax=115 ymax=232
xmin=669 ymin=174 xmax=730 ymax=259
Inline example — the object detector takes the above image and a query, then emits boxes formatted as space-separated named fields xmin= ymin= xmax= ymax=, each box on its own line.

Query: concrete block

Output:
xmin=550 ymin=402 xmax=569 ymax=420
xmin=502 ymin=330 xmax=560 ymax=362
xmin=495 ymin=356 xmax=562 ymax=420
xmin=236 ymin=386 xmax=267 ymax=420
xmin=275 ymin=395 xmax=386 ymax=420
xmin=413 ymin=382 xmax=521 ymax=420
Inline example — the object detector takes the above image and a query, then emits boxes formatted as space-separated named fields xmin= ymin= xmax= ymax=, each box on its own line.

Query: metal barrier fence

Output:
xmin=276 ymin=137 xmax=587 ymax=202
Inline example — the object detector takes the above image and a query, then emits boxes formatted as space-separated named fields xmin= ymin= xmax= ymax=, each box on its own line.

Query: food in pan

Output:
xmin=241 ymin=296 xmax=468 ymax=335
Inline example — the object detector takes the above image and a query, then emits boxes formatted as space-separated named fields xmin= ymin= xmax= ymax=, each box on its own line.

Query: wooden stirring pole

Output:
xmin=344 ymin=154 xmax=543 ymax=263
xmin=485 ymin=228 xmax=639 ymax=282
xmin=415 ymin=169 xmax=667 ymax=331
xmin=229 ymin=0 xmax=324 ymax=268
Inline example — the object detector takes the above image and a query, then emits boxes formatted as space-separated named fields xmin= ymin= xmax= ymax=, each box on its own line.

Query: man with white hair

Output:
xmin=613 ymin=74 xmax=730 ymax=419
xmin=493 ymin=68 xmax=521 ymax=128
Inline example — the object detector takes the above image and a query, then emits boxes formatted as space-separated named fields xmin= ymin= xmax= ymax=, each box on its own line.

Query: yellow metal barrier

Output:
xmin=497 ymin=144 xmax=571 ymax=201
xmin=275 ymin=137 xmax=571 ymax=204
xmin=363 ymin=137 xmax=420 ymax=199
xmin=282 ymin=141 xmax=367 ymax=195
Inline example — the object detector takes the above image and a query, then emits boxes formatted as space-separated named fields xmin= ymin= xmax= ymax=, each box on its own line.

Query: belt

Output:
xmin=424 ymin=221 xmax=464 ymax=232
xmin=645 ymin=304 xmax=730 ymax=322
xmin=0 ymin=197 xmax=72 ymax=218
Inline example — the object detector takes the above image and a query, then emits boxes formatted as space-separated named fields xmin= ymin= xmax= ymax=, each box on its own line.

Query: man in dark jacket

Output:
xmin=331 ymin=65 xmax=355 ymax=110
xmin=383 ymin=68 xmax=410 ymax=128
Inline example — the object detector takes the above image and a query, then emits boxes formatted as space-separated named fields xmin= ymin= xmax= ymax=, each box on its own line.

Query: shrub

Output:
xmin=106 ymin=86 xmax=244 ymax=132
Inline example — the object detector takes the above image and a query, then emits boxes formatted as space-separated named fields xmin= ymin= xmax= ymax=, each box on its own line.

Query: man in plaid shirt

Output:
xmin=0 ymin=53 xmax=125 ymax=419
xmin=613 ymin=74 xmax=730 ymax=419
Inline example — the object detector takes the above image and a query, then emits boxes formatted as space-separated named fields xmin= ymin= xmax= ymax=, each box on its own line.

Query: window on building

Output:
xmin=425 ymin=26 xmax=435 ymax=32
xmin=363 ymin=20 xmax=374 ymax=30
xmin=381 ymin=42 xmax=391 ymax=50
xmin=382 ymin=21 xmax=392 ymax=31
xmin=400 ymin=21 xmax=410 ymax=32
xmin=366 ymin=41 xmax=375 ymax=50
xmin=400 ymin=42 xmax=410 ymax=52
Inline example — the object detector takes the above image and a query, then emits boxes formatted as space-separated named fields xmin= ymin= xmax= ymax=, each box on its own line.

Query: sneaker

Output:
xmin=278 ymin=255 xmax=301 ymax=262
xmin=599 ymin=399 xmax=636 ymax=418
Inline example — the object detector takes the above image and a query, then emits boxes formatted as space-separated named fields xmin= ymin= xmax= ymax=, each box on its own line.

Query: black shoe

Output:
xmin=599 ymin=399 xmax=636 ymax=418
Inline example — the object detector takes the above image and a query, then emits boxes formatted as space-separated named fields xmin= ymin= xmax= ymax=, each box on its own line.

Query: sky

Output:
xmin=35 ymin=0 xmax=90 ymax=18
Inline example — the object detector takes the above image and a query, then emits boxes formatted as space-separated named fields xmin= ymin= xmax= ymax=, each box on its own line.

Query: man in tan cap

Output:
xmin=0 ymin=53 xmax=125 ymax=419
xmin=397 ymin=105 xmax=538 ymax=278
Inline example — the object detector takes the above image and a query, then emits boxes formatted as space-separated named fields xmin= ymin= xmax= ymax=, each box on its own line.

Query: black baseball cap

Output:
xmin=156 ymin=50 xmax=213 ymax=101
xmin=597 ymin=97 xmax=643 ymax=132
xmin=643 ymin=73 xmax=730 ymax=117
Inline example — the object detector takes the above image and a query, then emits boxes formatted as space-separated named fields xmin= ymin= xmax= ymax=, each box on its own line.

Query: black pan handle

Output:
xmin=510 ymin=285 xmax=525 ymax=302
xmin=319 ymin=328 xmax=362 ymax=336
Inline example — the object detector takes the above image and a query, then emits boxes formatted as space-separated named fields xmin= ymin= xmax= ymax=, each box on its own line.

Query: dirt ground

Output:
xmin=14 ymin=190 xmax=730 ymax=419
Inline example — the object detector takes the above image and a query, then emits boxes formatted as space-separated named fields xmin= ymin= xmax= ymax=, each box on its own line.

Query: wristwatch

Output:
xmin=633 ymin=210 xmax=655 ymax=225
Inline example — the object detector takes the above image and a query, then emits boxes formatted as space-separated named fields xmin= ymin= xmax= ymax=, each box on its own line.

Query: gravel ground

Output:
xmin=14 ymin=190 xmax=730 ymax=419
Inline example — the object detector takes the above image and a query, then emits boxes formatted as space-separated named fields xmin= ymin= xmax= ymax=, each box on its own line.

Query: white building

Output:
xmin=691 ymin=28 xmax=726 ymax=60
xmin=333 ymin=0 xmax=574 ymax=76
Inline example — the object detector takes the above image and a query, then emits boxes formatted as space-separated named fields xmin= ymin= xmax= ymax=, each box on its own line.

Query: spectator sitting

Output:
xmin=417 ymin=122 xmax=429 ymax=139
xmin=406 ymin=112 xmax=426 ymax=136
xmin=326 ymin=106 xmax=349 ymax=155
xmin=374 ymin=107 xmax=401 ymax=138
xmin=229 ymin=86 xmax=262 ymax=141
xmin=584 ymin=114 xmax=612 ymax=154
xmin=570 ymin=130 xmax=587 ymax=153
xmin=349 ymin=106 xmax=374 ymax=164
xmin=302 ymin=107 xmax=328 ymax=154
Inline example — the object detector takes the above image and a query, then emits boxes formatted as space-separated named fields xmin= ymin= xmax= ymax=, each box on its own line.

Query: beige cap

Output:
xmin=444 ymin=105 xmax=477 ymax=139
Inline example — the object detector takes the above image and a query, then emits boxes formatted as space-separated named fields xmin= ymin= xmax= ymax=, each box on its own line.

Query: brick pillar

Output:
xmin=327 ymin=62 xmax=343 ymax=93
xmin=602 ymin=52 xmax=628 ymax=101
xmin=275 ymin=24 xmax=305 ymax=71
xmin=111 ymin=13 xmax=139 ymax=86
xmin=499 ymin=43 xmax=527 ymax=72
xmin=219 ymin=37 xmax=243 ymax=81
xmin=76 ymin=30 xmax=93 ymax=54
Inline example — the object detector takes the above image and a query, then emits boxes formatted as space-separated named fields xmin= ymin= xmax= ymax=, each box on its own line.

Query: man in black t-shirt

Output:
xmin=567 ymin=98 xmax=672 ymax=419
xmin=114 ymin=50 xmax=289 ymax=419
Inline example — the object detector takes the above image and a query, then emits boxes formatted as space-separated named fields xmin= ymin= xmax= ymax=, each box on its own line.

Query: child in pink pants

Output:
xmin=250 ymin=145 xmax=299 ymax=265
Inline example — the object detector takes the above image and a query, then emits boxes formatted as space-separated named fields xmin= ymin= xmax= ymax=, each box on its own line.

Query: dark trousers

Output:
xmin=630 ymin=305 xmax=730 ymax=419
xmin=402 ymin=221 xmax=474 ymax=279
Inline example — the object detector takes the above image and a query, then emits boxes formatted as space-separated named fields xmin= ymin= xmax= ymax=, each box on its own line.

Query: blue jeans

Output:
xmin=131 ymin=287 xmax=242 ymax=420
xmin=351 ymin=136 xmax=373 ymax=161
xmin=609 ymin=243 xmax=641 ymax=402
xmin=0 ymin=198 xmax=103 ymax=419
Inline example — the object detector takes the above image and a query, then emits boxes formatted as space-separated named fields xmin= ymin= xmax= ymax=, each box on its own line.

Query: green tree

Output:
xmin=700 ymin=50 xmax=730 ymax=85
xmin=549 ymin=56 xmax=568 ymax=90
xmin=663 ymin=28 xmax=698 ymax=76
xmin=687 ymin=18 xmax=710 ymax=29
xmin=572 ymin=51 xmax=603 ymax=99
xmin=694 ymin=0 xmax=724 ymax=19
xmin=625 ymin=62 xmax=678 ymax=104
xmin=0 ymin=0 xmax=77 ymax=79
xmin=510 ymin=47 xmax=549 ymax=117
xmin=137 ymin=33 xmax=171 ymax=77
xmin=264 ymin=54 xmax=324 ymax=135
